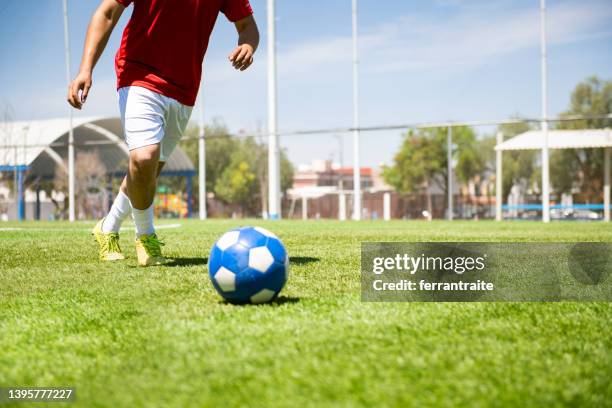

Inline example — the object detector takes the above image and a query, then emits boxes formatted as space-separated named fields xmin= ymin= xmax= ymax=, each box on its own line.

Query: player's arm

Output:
xmin=67 ymin=0 xmax=125 ymax=109
xmin=229 ymin=15 xmax=259 ymax=71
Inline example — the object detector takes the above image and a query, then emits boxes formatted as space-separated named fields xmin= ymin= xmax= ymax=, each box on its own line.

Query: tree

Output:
xmin=497 ymin=121 xmax=539 ymax=200
xmin=177 ymin=120 xmax=238 ymax=195
xmin=383 ymin=126 xmax=481 ymax=216
xmin=243 ymin=136 xmax=294 ymax=215
xmin=472 ymin=135 xmax=497 ymax=203
xmin=178 ymin=120 xmax=294 ymax=216
xmin=550 ymin=77 xmax=612 ymax=198
xmin=455 ymin=130 xmax=487 ymax=185
xmin=215 ymin=158 xmax=256 ymax=211
xmin=52 ymin=151 xmax=107 ymax=220
xmin=213 ymin=136 xmax=294 ymax=215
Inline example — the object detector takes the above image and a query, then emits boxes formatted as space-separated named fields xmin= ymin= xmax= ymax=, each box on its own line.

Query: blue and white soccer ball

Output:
xmin=208 ymin=226 xmax=289 ymax=304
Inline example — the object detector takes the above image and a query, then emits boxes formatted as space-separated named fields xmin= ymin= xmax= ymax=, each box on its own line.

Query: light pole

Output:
xmin=540 ymin=0 xmax=550 ymax=223
xmin=198 ymin=94 xmax=207 ymax=220
xmin=447 ymin=126 xmax=453 ymax=220
xmin=62 ymin=0 xmax=75 ymax=222
xmin=351 ymin=0 xmax=361 ymax=221
xmin=267 ymin=0 xmax=281 ymax=219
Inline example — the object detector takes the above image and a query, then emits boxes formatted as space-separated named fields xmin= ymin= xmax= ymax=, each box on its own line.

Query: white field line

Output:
xmin=0 ymin=223 xmax=182 ymax=232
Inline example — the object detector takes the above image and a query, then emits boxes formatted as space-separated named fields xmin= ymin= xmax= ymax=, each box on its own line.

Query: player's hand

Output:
xmin=229 ymin=44 xmax=254 ymax=71
xmin=67 ymin=70 xmax=93 ymax=110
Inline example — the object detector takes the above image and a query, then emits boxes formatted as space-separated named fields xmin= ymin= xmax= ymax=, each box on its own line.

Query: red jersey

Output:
xmin=115 ymin=0 xmax=253 ymax=106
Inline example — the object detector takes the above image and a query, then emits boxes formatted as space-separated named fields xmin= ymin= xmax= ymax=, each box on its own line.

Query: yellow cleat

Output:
xmin=92 ymin=219 xmax=126 ymax=261
xmin=135 ymin=233 xmax=169 ymax=267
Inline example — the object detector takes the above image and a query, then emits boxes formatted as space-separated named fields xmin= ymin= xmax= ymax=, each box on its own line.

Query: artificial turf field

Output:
xmin=0 ymin=220 xmax=610 ymax=407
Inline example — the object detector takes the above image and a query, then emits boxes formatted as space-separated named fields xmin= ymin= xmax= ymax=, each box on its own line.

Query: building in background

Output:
xmin=0 ymin=117 xmax=195 ymax=221
xmin=287 ymin=159 xmax=499 ymax=220
xmin=291 ymin=159 xmax=385 ymax=192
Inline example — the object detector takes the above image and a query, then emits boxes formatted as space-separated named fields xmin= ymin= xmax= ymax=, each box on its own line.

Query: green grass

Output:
xmin=0 ymin=220 xmax=611 ymax=407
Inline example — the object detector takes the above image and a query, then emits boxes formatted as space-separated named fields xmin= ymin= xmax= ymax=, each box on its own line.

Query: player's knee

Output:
xmin=130 ymin=149 xmax=159 ymax=178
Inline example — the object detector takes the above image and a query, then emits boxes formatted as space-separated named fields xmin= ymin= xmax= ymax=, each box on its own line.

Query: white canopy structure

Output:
xmin=495 ymin=129 xmax=612 ymax=151
xmin=495 ymin=129 xmax=612 ymax=222
xmin=0 ymin=117 xmax=195 ymax=220
xmin=0 ymin=117 xmax=194 ymax=175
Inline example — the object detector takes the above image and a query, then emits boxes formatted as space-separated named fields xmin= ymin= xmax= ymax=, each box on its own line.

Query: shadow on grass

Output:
xmin=270 ymin=295 xmax=301 ymax=305
xmin=138 ymin=256 xmax=318 ymax=269
xmin=289 ymin=256 xmax=320 ymax=265
xmin=165 ymin=257 xmax=208 ymax=267
xmin=164 ymin=256 xmax=321 ymax=268
xmin=219 ymin=295 xmax=301 ymax=307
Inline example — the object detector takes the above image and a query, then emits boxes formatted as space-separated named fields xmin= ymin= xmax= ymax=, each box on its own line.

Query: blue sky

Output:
xmin=0 ymin=0 xmax=611 ymax=167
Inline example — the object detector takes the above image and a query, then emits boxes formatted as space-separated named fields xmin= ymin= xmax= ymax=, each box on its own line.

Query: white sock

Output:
xmin=133 ymin=204 xmax=155 ymax=237
xmin=102 ymin=191 xmax=132 ymax=233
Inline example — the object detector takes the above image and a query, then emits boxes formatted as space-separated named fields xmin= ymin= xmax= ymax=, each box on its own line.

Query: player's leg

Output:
xmin=127 ymin=142 xmax=160 ymax=236
xmin=100 ymin=161 xmax=167 ymax=236
xmin=96 ymin=86 xmax=168 ymax=265
xmin=132 ymin=97 xmax=192 ymax=264
xmin=100 ymin=183 xmax=131 ymax=234
xmin=93 ymin=181 xmax=132 ymax=260
xmin=120 ymin=89 xmax=171 ymax=266
xmin=92 ymin=215 xmax=126 ymax=260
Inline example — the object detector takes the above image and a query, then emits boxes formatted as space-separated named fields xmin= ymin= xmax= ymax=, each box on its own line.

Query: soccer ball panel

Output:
xmin=208 ymin=245 xmax=223 ymax=274
xmin=250 ymin=289 xmax=276 ymax=304
xmin=254 ymin=226 xmax=278 ymax=239
xmin=222 ymin=243 xmax=250 ymax=272
xmin=248 ymin=246 xmax=274 ymax=273
xmin=214 ymin=267 xmax=236 ymax=292
xmin=238 ymin=227 xmax=268 ymax=249
xmin=266 ymin=237 xmax=287 ymax=264
xmin=216 ymin=230 xmax=240 ymax=250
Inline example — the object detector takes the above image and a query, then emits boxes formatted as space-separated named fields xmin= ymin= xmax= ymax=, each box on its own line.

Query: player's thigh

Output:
xmin=119 ymin=86 xmax=167 ymax=152
xmin=160 ymin=101 xmax=193 ymax=161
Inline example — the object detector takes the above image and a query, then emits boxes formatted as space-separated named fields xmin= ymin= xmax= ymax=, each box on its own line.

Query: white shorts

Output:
xmin=118 ymin=86 xmax=193 ymax=162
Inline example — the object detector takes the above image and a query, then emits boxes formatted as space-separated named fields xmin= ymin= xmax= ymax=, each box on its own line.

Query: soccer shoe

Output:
xmin=92 ymin=218 xmax=126 ymax=261
xmin=135 ymin=233 xmax=169 ymax=267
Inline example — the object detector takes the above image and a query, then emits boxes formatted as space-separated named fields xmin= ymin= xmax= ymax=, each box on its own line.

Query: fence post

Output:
xmin=186 ymin=176 xmax=193 ymax=218
xmin=339 ymin=193 xmax=346 ymax=221
xmin=604 ymin=146 xmax=610 ymax=222
xmin=301 ymin=196 xmax=308 ymax=220
xmin=383 ymin=192 xmax=391 ymax=221
xmin=496 ymin=131 xmax=503 ymax=221
xmin=17 ymin=168 xmax=24 ymax=221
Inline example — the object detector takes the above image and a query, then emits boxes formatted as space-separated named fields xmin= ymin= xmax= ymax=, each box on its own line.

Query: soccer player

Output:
xmin=67 ymin=0 xmax=259 ymax=266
